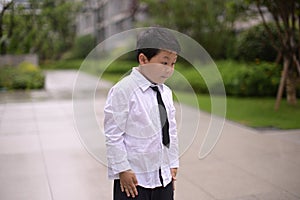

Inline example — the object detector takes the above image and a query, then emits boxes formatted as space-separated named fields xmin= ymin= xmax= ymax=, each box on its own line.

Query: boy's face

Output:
xmin=138 ymin=50 xmax=177 ymax=84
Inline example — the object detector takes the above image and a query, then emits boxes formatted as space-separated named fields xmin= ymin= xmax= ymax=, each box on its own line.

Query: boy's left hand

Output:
xmin=170 ymin=168 xmax=177 ymax=190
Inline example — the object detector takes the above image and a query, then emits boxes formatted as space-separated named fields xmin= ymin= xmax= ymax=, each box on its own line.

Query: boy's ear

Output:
xmin=138 ymin=53 xmax=148 ymax=65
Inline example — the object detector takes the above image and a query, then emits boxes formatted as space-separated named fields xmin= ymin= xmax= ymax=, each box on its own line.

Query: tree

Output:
xmin=253 ymin=0 xmax=300 ymax=109
xmin=1 ymin=0 xmax=79 ymax=59
xmin=0 ymin=0 xmax=13 ymax=54
xmin=140 ymin=0 xmax=242 ymax=59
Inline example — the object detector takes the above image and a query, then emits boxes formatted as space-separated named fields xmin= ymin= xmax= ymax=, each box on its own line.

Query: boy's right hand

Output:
xmin=119 ymin=170 xmax=138 ymax=198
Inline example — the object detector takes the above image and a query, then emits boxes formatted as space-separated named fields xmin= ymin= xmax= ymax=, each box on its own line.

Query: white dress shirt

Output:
xmin=104 ymin=67 xmax=179 ymax=188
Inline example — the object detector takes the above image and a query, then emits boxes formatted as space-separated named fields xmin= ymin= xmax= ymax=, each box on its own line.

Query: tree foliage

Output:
xmin=140 ymin=0 xmax=244 ymax=59
xmin=235 ymin=22 xmax=280 ymax=62
xmin=0 ymin=0 xmax=14 ymax=54
xmin=0 ymin=0 xmax=80 ymax=60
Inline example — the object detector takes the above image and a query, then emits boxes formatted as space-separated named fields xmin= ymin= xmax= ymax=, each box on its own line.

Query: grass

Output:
xmin=174 ymin=91 xmax=300 ymax=129
xmin=226 ymin=97 xmax=299 ymax=129
xmin=42 ymin=59 xmax=300 ymax=129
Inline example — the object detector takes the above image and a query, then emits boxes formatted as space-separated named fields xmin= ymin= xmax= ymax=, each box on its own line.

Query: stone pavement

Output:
xmin=0 ymin=70 xmax=300 ymax=200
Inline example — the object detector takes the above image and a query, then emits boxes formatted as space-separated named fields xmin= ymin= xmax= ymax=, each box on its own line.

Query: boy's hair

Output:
xmin=136 ymin=27 xmax=181 ymax=62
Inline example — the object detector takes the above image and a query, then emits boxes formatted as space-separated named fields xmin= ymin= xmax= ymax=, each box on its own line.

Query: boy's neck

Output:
xmin=137 ymin=66 xmax=158 ymax=84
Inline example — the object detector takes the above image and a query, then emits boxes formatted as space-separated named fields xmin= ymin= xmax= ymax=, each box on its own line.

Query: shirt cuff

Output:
xmin=110 ymin=160 xmax=131 ymax=175
xmin=169 ymin=158 xmax=179 ymax=169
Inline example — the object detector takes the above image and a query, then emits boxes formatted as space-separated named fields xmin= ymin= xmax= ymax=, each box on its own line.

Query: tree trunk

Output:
xmin=0 ymin=12 xmax=5 ymax=55
xmin=275 ymin=56 xmax=290 ymax=110
xmin=286 ymin=70 xmax=298 ymax=105
xmin=0 ymin=1 xmax=14 ymax=55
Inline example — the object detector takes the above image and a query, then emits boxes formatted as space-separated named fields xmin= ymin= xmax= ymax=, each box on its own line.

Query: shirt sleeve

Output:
xmin=104 ymin=86 xmax=131 ymax=175
xmin=167 ymin=91 xmax=179 ymax=169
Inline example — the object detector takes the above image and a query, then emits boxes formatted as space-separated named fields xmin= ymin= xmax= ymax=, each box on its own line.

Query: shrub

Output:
xmin=219 ymin=60 xmax=280 ymax=96
xmin=40 ymin=59 xmax=83 ymax=70
xmin=235 ymin=23 xmax=279 ymax=62
xmin=0 ymin=62 xmax=45 ymax=90
xmin=105 ymin=61 xmax=134 ymax=74
xmin=167 ymin=60 xmax=281 ymax=97
xmin=167 ymin=63 xmax=208 ymax=94
xmin=71 ymin=34 xmax=96 ymax=59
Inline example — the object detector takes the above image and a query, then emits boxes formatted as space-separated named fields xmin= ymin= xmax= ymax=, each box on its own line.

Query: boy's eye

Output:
xmin=161 ymin=62 xmax=168 ymax=65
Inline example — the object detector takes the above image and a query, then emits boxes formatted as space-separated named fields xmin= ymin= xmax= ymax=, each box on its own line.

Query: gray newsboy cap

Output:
xmin=136 ymin=27 xmax=181 ymax=53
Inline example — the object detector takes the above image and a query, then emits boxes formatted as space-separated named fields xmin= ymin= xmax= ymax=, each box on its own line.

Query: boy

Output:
xmin=104 ymin=27 xmax=180 ymax=200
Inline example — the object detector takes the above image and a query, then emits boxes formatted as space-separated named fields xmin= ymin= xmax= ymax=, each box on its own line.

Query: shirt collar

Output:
xmin=131 ymin=67 xmax=164 ymax=92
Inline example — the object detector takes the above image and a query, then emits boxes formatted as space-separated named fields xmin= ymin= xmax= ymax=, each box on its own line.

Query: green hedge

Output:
xmin=167 ymin=60 xmax=281 ymax=97
xmin=71 ymin=34 xmax=96 ymax=59
xmin=0 ymin=62 xmax=45 ymax=90
xmin=218 ymin=60 xmax=280 ymax=96
xmin=40 ymin=59 xmax=83 ymax=70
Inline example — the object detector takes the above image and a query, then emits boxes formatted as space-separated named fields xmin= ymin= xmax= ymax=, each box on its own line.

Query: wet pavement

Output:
xmin=0 ymin=70 xmax=300 ymax=200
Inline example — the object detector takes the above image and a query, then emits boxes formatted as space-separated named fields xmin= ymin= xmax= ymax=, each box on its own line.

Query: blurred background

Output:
xmin=1 ymin=0 xmax=299 ymax=129
xmin=0 ymin=1 xmax=300 ymax=200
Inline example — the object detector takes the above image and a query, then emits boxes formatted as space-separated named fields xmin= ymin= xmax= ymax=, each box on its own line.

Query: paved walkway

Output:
xmin=0 ymin=70 xmax=300 ymax=200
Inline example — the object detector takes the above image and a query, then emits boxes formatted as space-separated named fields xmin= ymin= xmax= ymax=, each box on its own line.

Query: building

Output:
xmin=76 ymin=0 xmax=146 ymax=44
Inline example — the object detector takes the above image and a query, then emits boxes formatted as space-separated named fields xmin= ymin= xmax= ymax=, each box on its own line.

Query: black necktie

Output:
xmin=151 ymin=86 xmax=170 ymax=148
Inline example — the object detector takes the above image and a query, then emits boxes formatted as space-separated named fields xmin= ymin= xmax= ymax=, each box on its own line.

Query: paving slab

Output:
xmin=0 ymin=70 xmax=299 ymax=200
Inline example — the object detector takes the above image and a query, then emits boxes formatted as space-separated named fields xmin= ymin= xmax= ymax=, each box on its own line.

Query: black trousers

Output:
xmin=113 ymin=179 xmax=174 ymax=200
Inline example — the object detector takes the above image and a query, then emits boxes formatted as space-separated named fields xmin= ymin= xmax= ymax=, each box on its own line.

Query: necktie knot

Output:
xmin=150 ymin=86 xmax=159 ymax=93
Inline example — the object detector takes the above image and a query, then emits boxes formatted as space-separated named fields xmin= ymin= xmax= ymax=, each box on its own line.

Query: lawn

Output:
xmin=174 ymin=91 xmax=300 ymax=129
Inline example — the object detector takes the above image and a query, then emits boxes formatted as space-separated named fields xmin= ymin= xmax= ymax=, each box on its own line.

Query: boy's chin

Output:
xmin=148 ymin=76 xmax=169 ymax=84
xmin=153 ymin=80 xmax=167 ymax=84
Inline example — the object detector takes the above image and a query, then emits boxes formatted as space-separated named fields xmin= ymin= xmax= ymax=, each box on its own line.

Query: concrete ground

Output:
xmin=0 ymin=70 xmax=299 ymax=200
